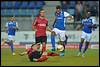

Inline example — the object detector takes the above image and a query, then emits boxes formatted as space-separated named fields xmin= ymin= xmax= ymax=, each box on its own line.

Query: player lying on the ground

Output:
xmin=19 ymin=43 xmax=59 ymax=62
xmin=1 ymin=17 xmax=18 ymax=55
xmin=76 ymin=11 xmax=98 ymax=57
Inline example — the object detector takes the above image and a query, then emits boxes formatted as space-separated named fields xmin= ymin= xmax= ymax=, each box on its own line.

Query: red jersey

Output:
xmin=27 ymin=48 xmax=33 ymax=57
xmin=32 ymin=16 xmax=48 ymax=37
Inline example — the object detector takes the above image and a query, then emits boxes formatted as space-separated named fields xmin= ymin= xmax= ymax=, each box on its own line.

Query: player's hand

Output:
xmin=76 ymin=28 xmax=80 ymax=30
xmin=50 ymin=30 xmax=53 ymax=33
xmin=32 ymin=25 xmax=36 ymax=31
xmin=19 ymin=53 xmax=24 ymax=56
xmin=76 ymin=25 xmax=83 ymax=31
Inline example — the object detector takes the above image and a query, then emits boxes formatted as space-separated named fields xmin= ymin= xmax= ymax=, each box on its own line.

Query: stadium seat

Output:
xmin=13 ymin=9 xmax=20 ymax=16
xmin=27 ymin=10 xmax=33 ymax=16
xmin=68 ymin=1 xmax=76 ymax=9
xmin=34 ymin=1 xmax=44 ymax=9
xmin=1 ymin=2 xmax=7 ymax=9
xmin=20 ymin=2 xmax=29 ymax=9
xmin=33 ymin=9 xmax=40 ymax=16
xmin=1 ymin=10 xmax=6 ymax=16
xmin=20 ymin=9 xmax=28 ymax=16
xmin=14 ymin=1 xmax=21 ymax=9
xmin=6 ymin=9 xmax=14 ymax=16
xmin=67 ymin=9 xmax=75 ymax=16
xmin=6 ymin=2 xmax=14 ymax=9
xmin=28 ymin=2 xmax=35 ymax=9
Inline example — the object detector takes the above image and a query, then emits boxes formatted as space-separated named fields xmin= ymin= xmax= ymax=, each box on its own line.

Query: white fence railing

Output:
xmin=1 ymin=31 xmax=99 ymax=43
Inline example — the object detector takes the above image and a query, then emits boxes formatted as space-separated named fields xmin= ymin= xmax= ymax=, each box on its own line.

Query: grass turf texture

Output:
xmin=1 ymin=48 xmax=99 ymax=66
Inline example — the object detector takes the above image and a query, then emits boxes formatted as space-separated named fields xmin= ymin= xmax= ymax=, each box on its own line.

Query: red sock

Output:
xmin=42 ymin=43 xmax=46 ymax=53
xmin=47 ymin=52 xmax=59 ymax=56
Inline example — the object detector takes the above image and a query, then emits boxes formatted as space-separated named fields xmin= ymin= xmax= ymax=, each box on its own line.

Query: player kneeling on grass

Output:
xmin=19 ymin=43 xmax=59 ymax=62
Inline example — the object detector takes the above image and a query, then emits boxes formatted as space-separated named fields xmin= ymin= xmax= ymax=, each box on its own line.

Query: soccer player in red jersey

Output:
xmin=19 ymin=43 xmax=59 ymax=62
xmin=32 ymin=9 xmax=52 ymax=54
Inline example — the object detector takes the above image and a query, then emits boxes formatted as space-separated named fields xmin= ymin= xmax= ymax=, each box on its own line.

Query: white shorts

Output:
xmin=81 ymin=31 xmax=92 ymax=42
xmin=52 ymin=28 xmax=66 ymax=41
xmin=7 ymin=35 xmax=15 ymax=42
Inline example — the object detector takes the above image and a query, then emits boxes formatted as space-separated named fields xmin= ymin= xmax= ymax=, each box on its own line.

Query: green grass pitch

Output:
xmin=1 ymin=48 xmax=99 ymax=66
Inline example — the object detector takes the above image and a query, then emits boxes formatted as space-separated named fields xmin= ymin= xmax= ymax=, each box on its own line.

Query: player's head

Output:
xmin=9 ymin=17 xmax=16 ymax=22
xmin=39 ymin=9 xmax=45 ymax=17
xmin=86 ymin=11 xmax=91 ymax=18
xmin=31 ymin=43 xmax=35 ymax=48
xmin=36 ymin=43 xmax=41 ymax=49
xmin=56 ymin=5 xmax=61 ymax=13
xmin=31 ymin=43 xmax=40 ymax=49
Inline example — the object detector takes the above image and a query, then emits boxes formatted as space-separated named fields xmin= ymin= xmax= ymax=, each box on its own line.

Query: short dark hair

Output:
xmin=31 ymin=43 xmax=35 ymax=48
xmin=56 ymin=5 xmax=61 ymax=9
xmin=40 ymin=9 xmax=45 ymax=12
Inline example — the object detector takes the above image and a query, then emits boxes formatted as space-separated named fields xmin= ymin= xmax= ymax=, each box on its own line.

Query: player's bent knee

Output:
xmin=42 ymin=42 xmax=46 ymax=47
xmin=85 ymin=41 xmax=90 ymax=46
xmin=81 ymin=38 xmax=84 ymax=43
xmin=51 ymin=31 xmax=56 ymax=36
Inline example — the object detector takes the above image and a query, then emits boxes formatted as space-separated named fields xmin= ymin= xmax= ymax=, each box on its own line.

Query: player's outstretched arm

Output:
xmin=19 ymin=52 xmax=27 ymax=56
xmin=76 ymin=24 xmax=84 ymax=30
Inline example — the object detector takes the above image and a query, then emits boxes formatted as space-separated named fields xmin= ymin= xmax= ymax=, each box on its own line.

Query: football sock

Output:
xmin=51 ymin=35 xmax=55 ymax=49
xmin=79 ymin=43 xmax=83 ymax=52
xmin=42 ymin=44 xmax=46 ymax=53
xmin=83 ymin=44 xmax=88 ymax=53
xmin=10 ymin=43 xmax=14 ymax=53
xmin=62 ymin=41 xmax=65 ymax=52
xmin=60 ymin=41 xmax=65 ymax=56
xmin=65 ymin=35 xmax=68 ymax=45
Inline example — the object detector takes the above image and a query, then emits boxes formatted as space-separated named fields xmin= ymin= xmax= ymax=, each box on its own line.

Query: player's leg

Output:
xmin=82 ymin=41 xmax=90 ymax=57
xmin=1 ymin=32 xmax=8 ymax=46
xmin=65 ymin=35 xmax=68 ymax=45
xmin=8 ymin=40 xmax=15 ymax=55
xmin=79 ymin=38 xmax=84 ymax=52
xmin=1 ymin=38 xmax=7 ymax=46
xmin=77 ymin=31 xmax=85 ymax=56
xmin=82 ymin=33 xmax=92 ymax=57
xmin=7 ymin=35 xmax=15 ymax=55
xmin=47 ymin=51 xmax=59 ymax=56
xmin=77 ymin=38 xmax=84 ymax=56
xmin=51 ymin=31 xmax=56 ymax=51
xmin=59 ymin=31 xmax=66 ymax=56
xmin=35 ymin=36 xmax=41 ymax=49
xmin=41 ymin=36 xmax=47 ymax=53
